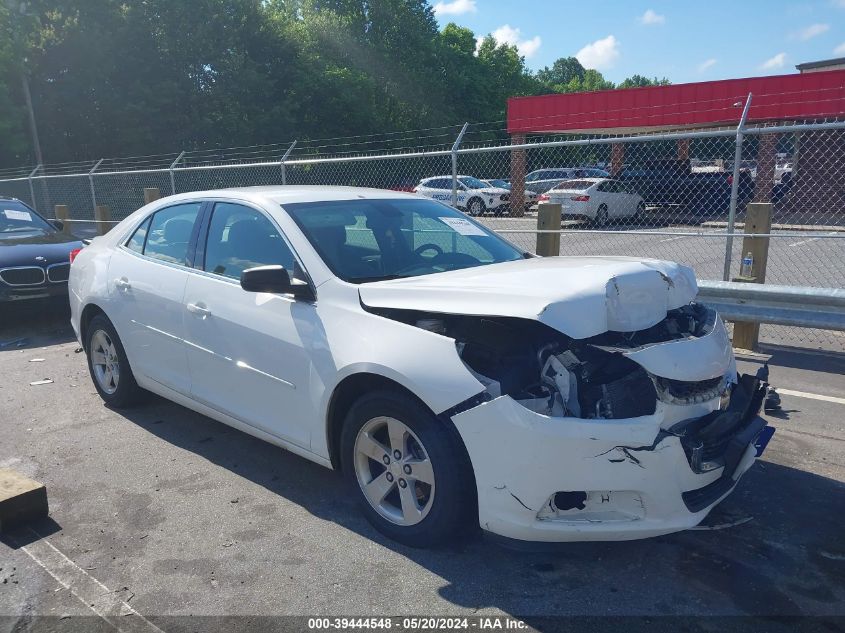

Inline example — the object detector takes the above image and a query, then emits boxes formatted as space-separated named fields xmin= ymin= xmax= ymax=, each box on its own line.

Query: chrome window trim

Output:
xmin=117 ymin=196 xmax=316 ymax=299
xmin=0 ymin=265 xmax=47 ymax=286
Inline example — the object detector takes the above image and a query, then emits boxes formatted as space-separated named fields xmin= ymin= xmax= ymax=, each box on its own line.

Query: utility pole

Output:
xmin=20 ymin=68 xmax=44 ymax=167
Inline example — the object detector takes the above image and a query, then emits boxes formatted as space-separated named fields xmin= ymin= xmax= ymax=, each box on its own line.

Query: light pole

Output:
xmin=6 ymin=0 xmax=43 ymax=165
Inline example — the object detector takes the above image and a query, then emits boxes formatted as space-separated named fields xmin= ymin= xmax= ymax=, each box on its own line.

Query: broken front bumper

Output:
xmin=451 ymin=370 xmax=769 ymax=543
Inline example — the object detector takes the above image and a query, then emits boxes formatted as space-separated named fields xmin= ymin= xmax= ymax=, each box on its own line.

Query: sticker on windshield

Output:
xmin=438 ymin=216 xmax=486 ymax=236
xmin=3 ymin=209 xmax=32 ymax=221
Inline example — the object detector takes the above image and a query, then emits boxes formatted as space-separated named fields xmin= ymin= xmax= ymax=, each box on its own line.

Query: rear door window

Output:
xmin=142 ymin=203 xmax=203 ymax=265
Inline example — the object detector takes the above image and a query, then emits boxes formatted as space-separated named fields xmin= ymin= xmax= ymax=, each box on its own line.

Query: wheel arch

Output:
xmin=79 ymin=302 xmax=108 ymax=351
xmin=325 ymin=372 xmax=429 ymax=470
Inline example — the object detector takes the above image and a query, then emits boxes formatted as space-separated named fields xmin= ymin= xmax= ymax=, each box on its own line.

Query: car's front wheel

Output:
xmin=341 ymin=390 xmax=475 ymax=547
xmin=86 ymin=314 xmax=145 ymax=408
xmin=466 ymin=197 xmax=485 ymax=216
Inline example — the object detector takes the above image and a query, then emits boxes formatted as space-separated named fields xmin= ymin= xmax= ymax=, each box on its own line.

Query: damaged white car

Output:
xmin=69 ymin=186 xmax=771 ymax=547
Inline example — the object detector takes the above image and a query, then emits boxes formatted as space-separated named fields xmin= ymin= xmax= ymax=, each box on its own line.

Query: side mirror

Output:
xmin=50 ymin=220 xmax=64 ymax=231
xmin=240 ymin=265 xmax=314 ymax=301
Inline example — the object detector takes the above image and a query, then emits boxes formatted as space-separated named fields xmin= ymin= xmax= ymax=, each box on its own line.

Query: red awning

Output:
xmin=507 ymin=69 xmax=845 ymax=135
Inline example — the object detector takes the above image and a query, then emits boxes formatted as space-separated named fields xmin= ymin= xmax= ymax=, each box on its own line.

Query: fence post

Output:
xmin=510 ymin=134 xmax=527 ymax=217
xmin=722 ymin=93 xmax=752 ymax=281
xmin=169 ymin=150 xmax=185 ymax=195
xmin=88 ymin=158 xmax=104 ymax=214
xmin=27 ymin=164 xmax=41 ymax=212
xmin=280 ymin=140 xmax=298 ymax=186
xmin=536 ymin=202 xmax=561 ymax=256
xmin=451 ymin=123 xmax=469 ymax=208
xmin=730 ymin=202 xmax=772 ymax=351
xmin=144 ymin=188 xmax=160 ymax=204
xmin=94 ymin=205 xmax=111 ymax=236
xmin=54 ymin=204 xmax=70 ymax=234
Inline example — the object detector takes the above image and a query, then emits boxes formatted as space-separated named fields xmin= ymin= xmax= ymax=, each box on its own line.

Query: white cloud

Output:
xmin=794 ymin=23 xmax=830 ymax=40
xmin=433 ymin=0 xmax=477 ymax=16
xmin=639 ymin=9 xmax=665 ymax=25
xmin=835 ymin=42 xmax=845 ymax=55
xmin=698 ymin=58 xmax=717 ymax=72
xmin=576 ymin=35 xmax=620 ymax=70
xmin=485 ymin=24 xmax=543 ymax=58
xmin=760 ymin=52 xmax=787 ymax=70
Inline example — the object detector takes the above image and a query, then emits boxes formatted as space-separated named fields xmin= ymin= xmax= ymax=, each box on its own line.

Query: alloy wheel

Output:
xmin=353 ymin=416 xmax=435 ymax=526
xmin=90 ymin=329 xmax=120 ymax=395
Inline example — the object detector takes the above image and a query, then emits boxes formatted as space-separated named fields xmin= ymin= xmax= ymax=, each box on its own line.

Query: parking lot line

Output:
xmin=776 ymin=388 xmax=845 ymax=405
xmin=17 ymin=529 xmax=164 ymax=632
xmin=658 ymin=235 xmax=688 ymax=243
xmin=788 ymin=231 xmax=836 ymax=247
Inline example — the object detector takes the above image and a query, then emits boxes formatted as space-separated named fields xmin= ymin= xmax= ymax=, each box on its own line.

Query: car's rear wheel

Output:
xmin=86 ymin=314 xmax=145 ymax=408
xmin=341 ymin=390 xmax=475 ymax=547
xmin=634 ymin=201 xmax=646 ymax=223
xmin=594 ymin=204 xmax=609 ymax=227
xmin=466 ymin=197 xmax=485 ymax=216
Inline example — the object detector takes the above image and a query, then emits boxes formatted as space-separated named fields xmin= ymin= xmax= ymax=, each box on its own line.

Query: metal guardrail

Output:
xmin=697 ymin=281 xmax=845 ymax=331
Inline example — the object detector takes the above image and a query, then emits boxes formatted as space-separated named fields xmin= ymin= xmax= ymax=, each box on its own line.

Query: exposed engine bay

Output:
xmin=370 ymin=303 xmax=727 ymax=420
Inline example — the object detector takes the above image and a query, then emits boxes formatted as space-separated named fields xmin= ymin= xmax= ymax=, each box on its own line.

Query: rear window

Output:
xmin=552 ymin=180 xmax=592 ymax=191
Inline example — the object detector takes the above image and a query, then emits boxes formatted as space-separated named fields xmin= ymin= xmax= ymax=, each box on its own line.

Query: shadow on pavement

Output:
xmin=0 ymin=299 xmax=76 ymax=351
xmin=112 ymin=395 xmax=845 ymax=619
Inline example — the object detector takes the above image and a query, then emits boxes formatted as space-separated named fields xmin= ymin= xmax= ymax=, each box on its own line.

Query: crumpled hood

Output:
xmin=359 ymin=256 xmax=698 ymax=339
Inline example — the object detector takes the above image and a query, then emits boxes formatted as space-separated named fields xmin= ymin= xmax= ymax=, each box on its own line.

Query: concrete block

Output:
xmin=0 ymin=468 xmax=48 ymax=532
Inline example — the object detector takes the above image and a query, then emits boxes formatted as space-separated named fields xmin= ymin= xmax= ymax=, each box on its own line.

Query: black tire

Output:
xmin=466 ymin=197 xmax=486 ymax=217
xmin=85 ymin=314 xmax=146 ymax=408
xmin=633 ymin=201 xmax=646 ymax=224
xmin=341 ymin=389 xmax=476 ymax=548
xmin=594 ymin=204 xmax=609 ymax=227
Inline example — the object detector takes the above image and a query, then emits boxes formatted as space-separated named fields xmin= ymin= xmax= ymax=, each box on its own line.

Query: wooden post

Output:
xmin=677 ymin=139 xmax=690 ymax=161
xmin=730 ymin=202 xmax=772 ymax=351
xmin=536 ymin=202 xmax=561 ymax=256
xmin=143 ymin=188 xmax=161 ymax=204
xmin=610 ymin=143 xmax=625 ymax=176
xmin=54 ymin=205 xmax=70 ymax=234
xmin=510 ymin=134 xmax=526 ymax=217
xmin=94 ymin=205 xmax=111 ymax=236
xmin=754 ymin=132 xmax=779 ymax=203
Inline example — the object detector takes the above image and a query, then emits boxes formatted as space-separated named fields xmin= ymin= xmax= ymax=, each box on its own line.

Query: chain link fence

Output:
xmin=1 ymin=118 xmax=843 ymax=352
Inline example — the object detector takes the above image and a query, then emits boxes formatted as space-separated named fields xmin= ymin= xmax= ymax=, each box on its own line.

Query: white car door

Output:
xmin=106 ymin=201 xmax=203 ymax=394
xmin=181 ymin=201 xmax=314 ymax=449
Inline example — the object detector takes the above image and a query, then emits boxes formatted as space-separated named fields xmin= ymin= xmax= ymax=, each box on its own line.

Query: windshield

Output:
xmin=459 ymin=176 xmax=489 ymax=190
xmin=285 ymin=198 xmax=524 ymax=283
xmin=487 ymin=179 xmax=511 ymax=189
xmin=0 ymin=201 xmax=54 ymax=237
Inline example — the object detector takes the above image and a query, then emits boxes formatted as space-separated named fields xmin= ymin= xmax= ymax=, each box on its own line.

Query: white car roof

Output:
xmin=160 ymin=185 xmax=419 ymax=206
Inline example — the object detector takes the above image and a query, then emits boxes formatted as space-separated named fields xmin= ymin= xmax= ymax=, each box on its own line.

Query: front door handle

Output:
xmin=186 ymin=302 xmax=211 ymax=317
xmin=114 ymin=277 xmax=131 ymax=290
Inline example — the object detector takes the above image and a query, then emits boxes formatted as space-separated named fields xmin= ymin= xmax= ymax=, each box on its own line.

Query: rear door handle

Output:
xmin=186 ymin=302 xmax=211 ymax=317
xmin=114 ymin=277 xmax=131 ymax=290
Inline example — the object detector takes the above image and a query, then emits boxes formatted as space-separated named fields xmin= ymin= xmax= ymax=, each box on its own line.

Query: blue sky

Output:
xmin=432 ymin=0 xmax=845 ymax=84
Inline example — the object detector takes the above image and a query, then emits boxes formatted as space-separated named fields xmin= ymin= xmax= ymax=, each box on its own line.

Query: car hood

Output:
xmin=471 ymin=187 xmax=510 ymax=195
xmin=359 ymin=256 xmax=698 ymax=339
xmin=0 ymin=231 xmax=83 ymax=266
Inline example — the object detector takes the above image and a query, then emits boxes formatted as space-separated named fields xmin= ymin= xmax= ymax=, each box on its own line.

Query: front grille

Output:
xmin=0 ymin=267 xmax=46 ymax=286
xmin=499 ymin=194 xmax=510 ymax=202
xmin=654 ymin=375 xmax=724 ymax=405
xmin=47 ymin=263 xmax=70 ymax=282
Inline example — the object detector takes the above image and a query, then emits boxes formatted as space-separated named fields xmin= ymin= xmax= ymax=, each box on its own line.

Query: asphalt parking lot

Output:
xmin=1 ymin=302 xmax=844 ymax=629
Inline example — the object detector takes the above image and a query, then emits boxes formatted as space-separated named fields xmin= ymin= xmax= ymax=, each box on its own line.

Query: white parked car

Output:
xmin=482 ymin=179 xmax=539 ymax=206
xmin=525 ymin=167 xmax=610 ymax=194
xmin=69 ymin=186 xmax=771 ymax=547
xmin=540 ymin=178 xmax=646 ymax=226
xmin=414 ymin=176 xmax=510 ymax=216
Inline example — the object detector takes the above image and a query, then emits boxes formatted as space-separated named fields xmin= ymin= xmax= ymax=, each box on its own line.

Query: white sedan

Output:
xmin=69 ymin=186 xmax=771 ymax=547
xmin=414 ymin=176 xmax=510 ymax=216
xmin=539 ymin=178 xmax=646 ymax=226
